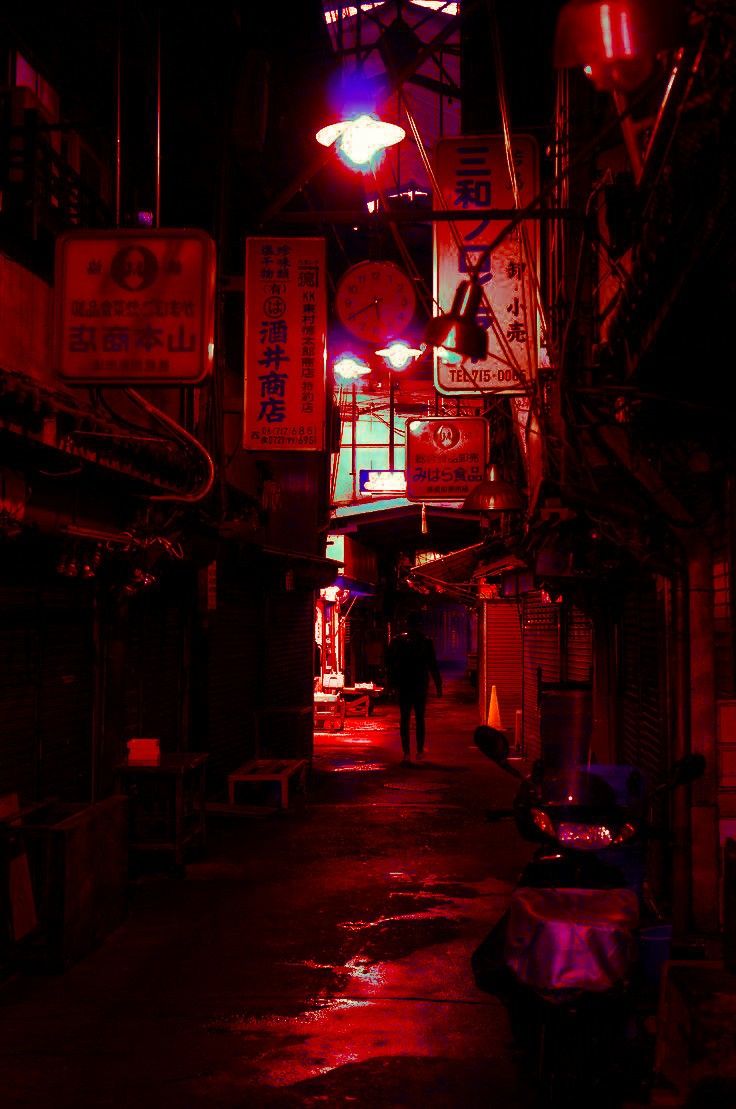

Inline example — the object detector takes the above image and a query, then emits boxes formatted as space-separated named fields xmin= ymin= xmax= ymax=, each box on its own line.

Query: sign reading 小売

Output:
xmin=55 ymin=229 xmax=215 ymax=384
xmin=244 ymin=236 xmax=327 ymax=451
xmin=406 ymin=417 xmax=488 ymax=502
xmin=434 ymin=135 xmax=539 ymax=396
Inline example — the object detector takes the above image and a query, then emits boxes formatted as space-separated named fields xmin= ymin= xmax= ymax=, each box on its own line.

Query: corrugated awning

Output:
xmin=409 ymin=544 xmax=528 ymax=602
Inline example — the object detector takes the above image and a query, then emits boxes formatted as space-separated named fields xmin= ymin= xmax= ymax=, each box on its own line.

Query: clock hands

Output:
xmin=346 ymin=296 xmax=383 ymax=321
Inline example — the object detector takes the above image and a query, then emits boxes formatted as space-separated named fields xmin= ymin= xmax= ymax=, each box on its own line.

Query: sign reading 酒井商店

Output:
xmin=406 ymin=417 xmax=488 ymax=502
xmin=244 ymin=237 xmax=327 ymax=451
xmin=434 ymin=135 xmax=539 ymax=396
xmin=54 ymin=229 xmax=216 ymax=384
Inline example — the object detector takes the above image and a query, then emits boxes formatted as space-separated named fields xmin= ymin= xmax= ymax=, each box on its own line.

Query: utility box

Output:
xmin=540 ymin=684 xmax=593 ymax=768
xmin=15 ymin=796 xmax=128 ymax=971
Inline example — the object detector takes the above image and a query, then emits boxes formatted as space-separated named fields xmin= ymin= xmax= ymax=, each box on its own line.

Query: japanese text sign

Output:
xmin=55 ymin=229 xmax=215 ymax=384
xmin=244 ymin=237 xmax=327 ymax=451
xmin=406 ymin=417 xmax=488 ymax=502
xmin=434 ymin=135 xmax=539 ymax=395
xmin=359 ymin=470 xmax=408 ymax=496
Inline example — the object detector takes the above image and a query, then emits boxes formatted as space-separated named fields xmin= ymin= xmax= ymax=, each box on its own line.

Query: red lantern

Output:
xmin=554 ymin=0 xmax=684 ymax=92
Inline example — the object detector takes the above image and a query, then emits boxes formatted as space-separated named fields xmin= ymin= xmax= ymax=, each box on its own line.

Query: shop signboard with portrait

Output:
xmin=406 ymin=417 xmax=488 ymax=502
xmin=54 ymin=229 xmax=215 ymax=384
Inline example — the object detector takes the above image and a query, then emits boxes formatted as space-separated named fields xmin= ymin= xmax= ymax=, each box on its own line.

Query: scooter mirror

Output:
xmin=669 ymin=752 xmax=706 ymax=788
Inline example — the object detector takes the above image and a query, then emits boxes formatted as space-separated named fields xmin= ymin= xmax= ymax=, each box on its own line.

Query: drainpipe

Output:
xmin=671 ymin=560 xmax=691 ymax=937
xmin=685 ymin=533 xmax=720 ymax=935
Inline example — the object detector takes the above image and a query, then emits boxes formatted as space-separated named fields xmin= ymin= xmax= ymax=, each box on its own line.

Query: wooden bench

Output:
xmin=227 ymin=759 xmax=308 ymax=809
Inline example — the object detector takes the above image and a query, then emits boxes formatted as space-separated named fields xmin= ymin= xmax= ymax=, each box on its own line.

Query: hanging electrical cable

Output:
xmin=488 ymin=0 xmax=549 ymax=370
xmin=124 ymin=389 xmax=216 ymax=504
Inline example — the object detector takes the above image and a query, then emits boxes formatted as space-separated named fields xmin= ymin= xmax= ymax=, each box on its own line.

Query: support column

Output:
xmin=687 ymin=536 xmax=721 ymax=933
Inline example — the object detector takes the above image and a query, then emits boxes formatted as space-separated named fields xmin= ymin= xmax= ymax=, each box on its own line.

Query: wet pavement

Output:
xmin=0 ymin=675 xmax=537 ymax=1107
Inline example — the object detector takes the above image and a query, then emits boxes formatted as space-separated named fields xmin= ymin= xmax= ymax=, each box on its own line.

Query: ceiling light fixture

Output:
xmin=462 ymin=465 xmax=525 ymax=513
xmin=333 ymin=353 xmax=372 ymax=380
xmin=316 ymin=113 xmax=405 ymax=171
xmin=375 ymin=340 xmax=422 ymax=370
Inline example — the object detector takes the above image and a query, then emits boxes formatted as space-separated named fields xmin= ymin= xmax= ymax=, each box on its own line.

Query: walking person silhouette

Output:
xmin=386 ymin=612 xmax=443 ymax=764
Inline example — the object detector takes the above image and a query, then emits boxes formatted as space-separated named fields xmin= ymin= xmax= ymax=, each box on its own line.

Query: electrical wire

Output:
xmin=124 ymin=389 xmax=216 ymax=503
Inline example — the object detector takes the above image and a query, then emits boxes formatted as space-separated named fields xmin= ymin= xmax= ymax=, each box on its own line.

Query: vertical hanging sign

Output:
xmin=244 ymin=236 xmax=327 ymax=450
xmin=433 ymin=135 xmax=539 ymax=395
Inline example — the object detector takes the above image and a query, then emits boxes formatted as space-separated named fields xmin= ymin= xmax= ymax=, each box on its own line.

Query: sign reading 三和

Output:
xmin=434 ymin=135 xmax=539 ymax=396
xmin=244 ymin=236 xmax=327 ymax=451
xmin=406 ymin=417 xmax=488 ymax=502
xmin=54 ymin=229 xmax=215 ymax=384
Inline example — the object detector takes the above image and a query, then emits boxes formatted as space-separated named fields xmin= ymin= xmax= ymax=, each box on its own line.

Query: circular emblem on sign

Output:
xmin=263 ymin=295 xmax=287 ymax=319
xmin=110 ymin=245 xmax=159 ymax=291
xmin=433 ymin=423 xmax=460 ymax=451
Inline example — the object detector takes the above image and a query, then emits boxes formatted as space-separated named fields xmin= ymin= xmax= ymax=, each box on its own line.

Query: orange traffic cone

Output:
xmin=487 ymin=684 xmax=503 ymax=729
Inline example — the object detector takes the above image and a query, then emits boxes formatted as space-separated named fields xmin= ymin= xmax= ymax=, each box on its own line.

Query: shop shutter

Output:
xmin=482 ymin=601 xmax=523 ymax=746
xmin=205 ymin=589 xmax=263 ymax=787
xmin=123 ymin=591 xmax=186 ymax=753
xmin=262 ymin=590 xmax=315 ymax=758
xmin=713 ymin=544 xmax=735 ymax=700
xmin=0 ymin=587 xmax=39 ymax=802
xmin=36 ymin=582 xmax=94 ymax=801
xmin=522 ymin=592 xmax=561 ymax=762
xmin=567 ymin=605 xmax=594 ymax=683
xmin=621 ymin=583 xmax=668 ymax=780
xmin=0 ymin=581 xmax=93 ymax=804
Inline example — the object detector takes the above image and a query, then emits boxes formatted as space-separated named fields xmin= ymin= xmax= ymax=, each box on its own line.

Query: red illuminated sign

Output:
xmin=244 ymin=236 xmax=327 ymax=451
xmin=54 ymin=229 xmax=215 ymax=384
xmin=406 ymin=417 xmax=488 ymax=502
xmin=433 ymin=135 xmax=539 ymax=395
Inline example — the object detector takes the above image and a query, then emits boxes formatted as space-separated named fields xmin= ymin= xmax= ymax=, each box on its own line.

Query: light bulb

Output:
xmin=376 ymin=341 xmax=422 ymax=371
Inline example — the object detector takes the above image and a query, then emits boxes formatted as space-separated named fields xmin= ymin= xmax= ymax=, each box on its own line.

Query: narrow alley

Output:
xmin=0 ymin=675 xmax=534 ymax=1108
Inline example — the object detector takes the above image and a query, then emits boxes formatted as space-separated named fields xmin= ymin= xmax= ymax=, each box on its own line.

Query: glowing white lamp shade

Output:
xmin=316 ymin=113 xmax=405 ymax=170
xmin=333 ymin=354 xmax=371 ymax=381
xmin=375 ymin=340 xmax=422 ymax=371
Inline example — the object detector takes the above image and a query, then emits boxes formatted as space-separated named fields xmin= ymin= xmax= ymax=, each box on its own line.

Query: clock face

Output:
xmin=335 ymin=261 xmax=416 ymax=344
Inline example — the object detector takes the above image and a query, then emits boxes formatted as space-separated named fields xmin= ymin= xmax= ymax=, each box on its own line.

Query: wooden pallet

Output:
xmin=227 ymin=759 xmax=308 ymax=809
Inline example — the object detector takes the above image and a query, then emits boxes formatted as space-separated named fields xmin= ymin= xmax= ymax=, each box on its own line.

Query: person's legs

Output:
xmin=398 ymin=689 xmax=413 ymax=757
xmin=414 ymin=690 xmax=427 ymax=755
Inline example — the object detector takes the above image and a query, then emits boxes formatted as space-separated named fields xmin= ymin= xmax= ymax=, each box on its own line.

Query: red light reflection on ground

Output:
xmin=215 ymin=875 xmax=512 ymax=1089
xmin=329 ymin=762 xmax=388 ymax=773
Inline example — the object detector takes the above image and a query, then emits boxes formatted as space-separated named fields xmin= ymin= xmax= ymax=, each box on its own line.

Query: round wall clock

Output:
xmin=335 ymin=261 xmax=416 ymax=344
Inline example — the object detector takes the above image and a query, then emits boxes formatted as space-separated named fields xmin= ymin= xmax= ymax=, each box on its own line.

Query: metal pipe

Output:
xmin=671 ymin=564 xmax=691 ymax=937
xmin=612 ymin=90 xmax=643 ymax=183
xmin=389 ymin=373 xmax=395 ymax=471
xmin=155 ymin=10 xmax=161 ymax=227
xmin=264 ymin=207 xmax=579 ymax=225
xmin=351 ymin=382 xmax=357 ymax=502
xmin=124 ymin=389 xmax=215 ymax=503
xmin=115 ymin=4 xmax=122 ymax=227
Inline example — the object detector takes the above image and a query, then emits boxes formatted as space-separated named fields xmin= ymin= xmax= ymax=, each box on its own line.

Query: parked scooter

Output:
xmin=472 ymin=724 xmax=705 ymax=1106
